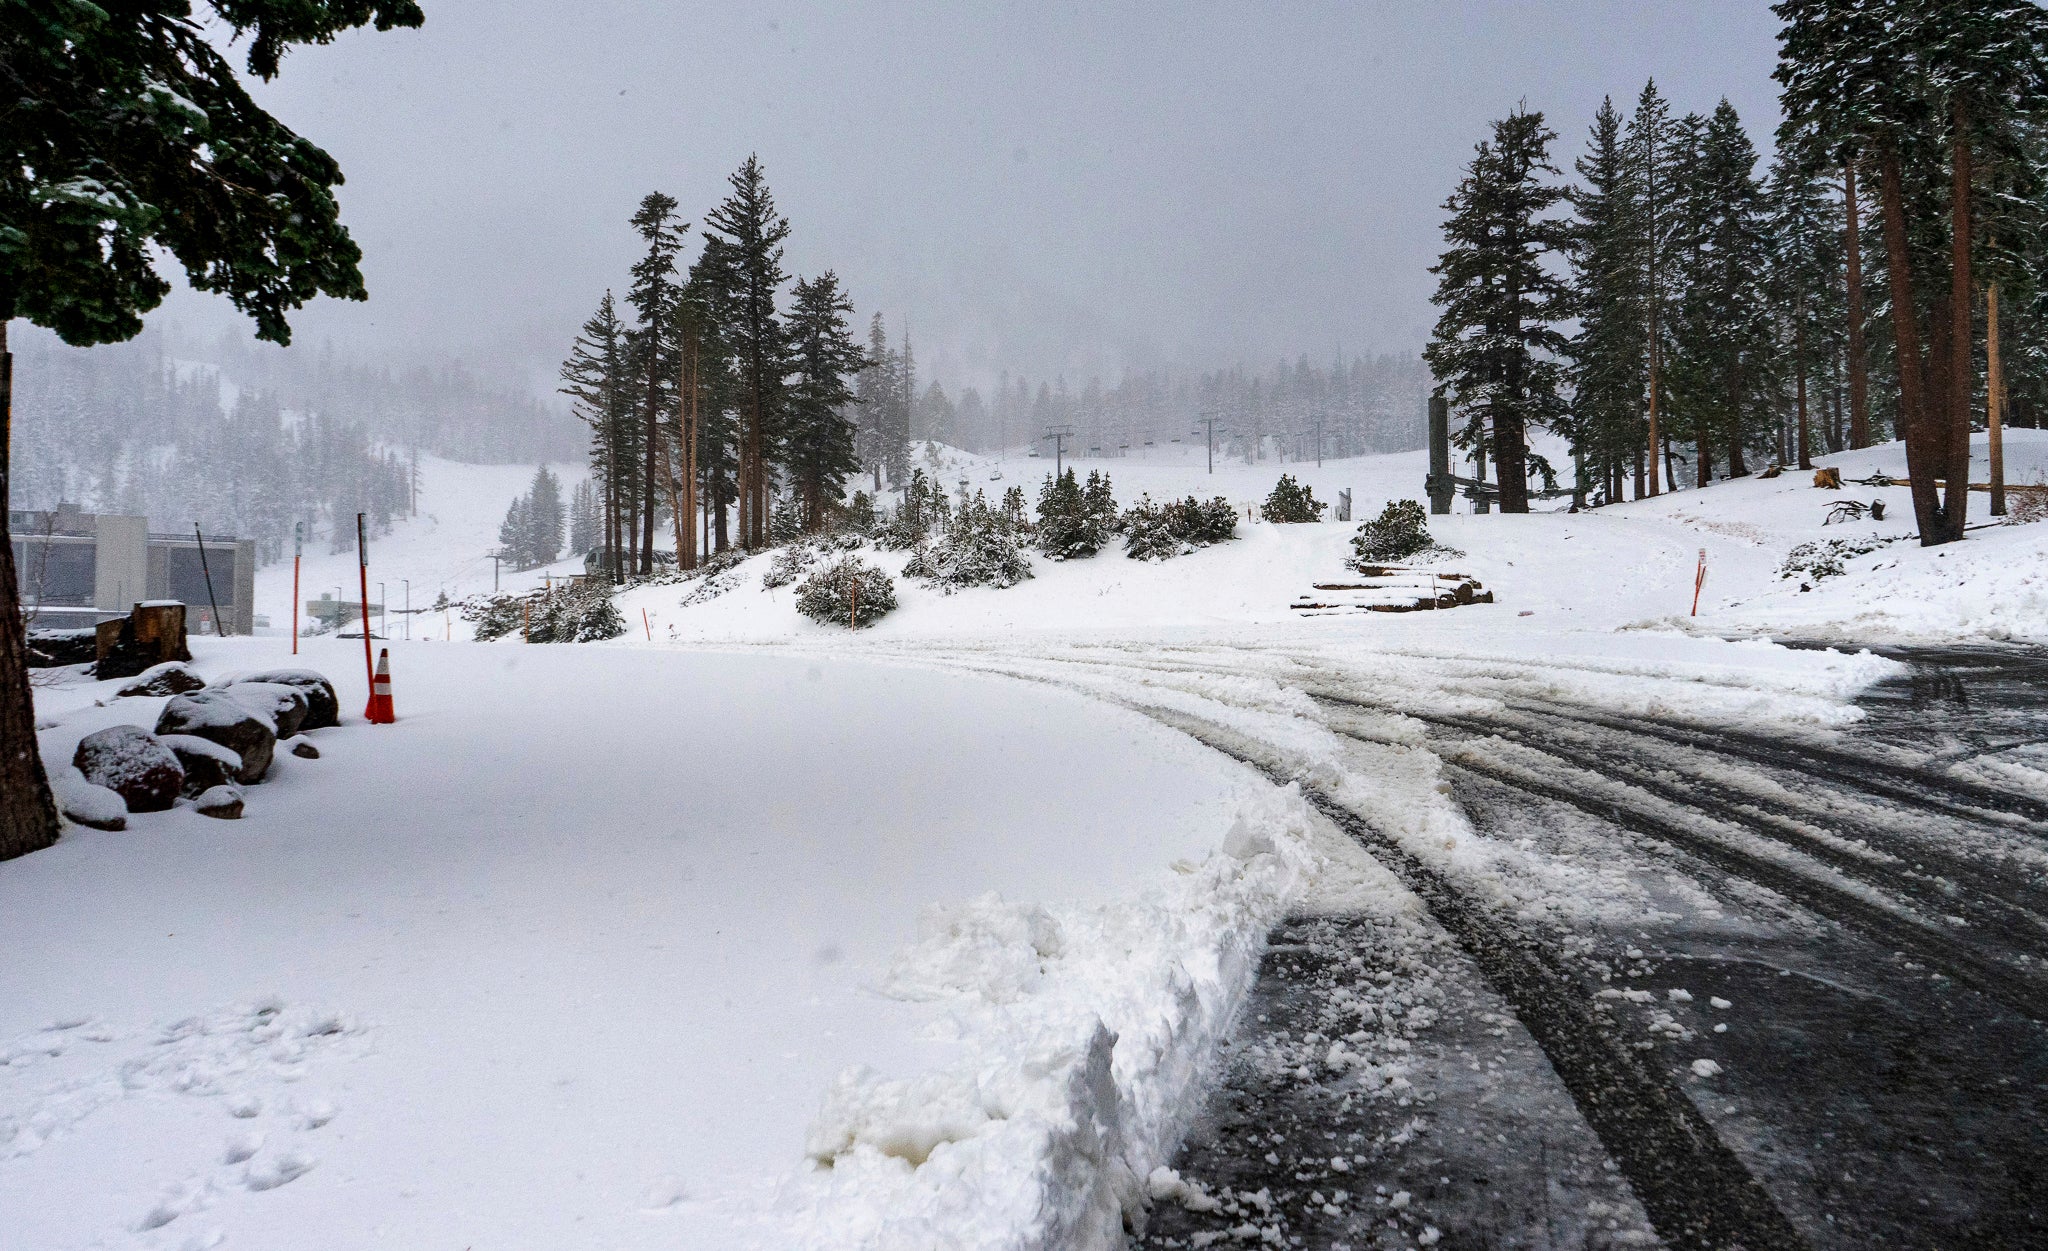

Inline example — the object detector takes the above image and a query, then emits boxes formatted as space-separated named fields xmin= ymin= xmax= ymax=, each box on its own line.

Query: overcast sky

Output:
xmin=163 ymin=1 xmax=1786 ymax=394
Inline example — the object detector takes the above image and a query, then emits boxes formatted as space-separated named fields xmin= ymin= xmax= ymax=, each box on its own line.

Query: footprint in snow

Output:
xmin=292 ymin=1098 xmax=338 ymax=1130
xmin=225 ymin=1092 xmax=263 ymax=1119
xmin=244 ymin=1150 xmax=316 ymax=1191
xmin=221 ymin=1130 xmax=265 ymax=1164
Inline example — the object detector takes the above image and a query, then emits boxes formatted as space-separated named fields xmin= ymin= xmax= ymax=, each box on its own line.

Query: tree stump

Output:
xmin=96 ymin=603 xmax=192 ymax=680
xmin=1813 ymin=467 xmax=1843 ymax=489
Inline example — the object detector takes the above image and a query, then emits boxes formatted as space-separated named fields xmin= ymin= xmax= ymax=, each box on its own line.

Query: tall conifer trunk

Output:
xmin=1878 ymin=146 xmax=1945 ymax=544
xmin=1844 ymin=160 xmax=1871 ymax=449
xmin=1796 ymin=314 xmax=1812 ymax=469
xmin=0 ymin=321 xmax=62 ymax=860
xmin=1944 ymin=113 xmax=1973 ymax=540
xmin=642 ymin=350 xmax=660 ymax=575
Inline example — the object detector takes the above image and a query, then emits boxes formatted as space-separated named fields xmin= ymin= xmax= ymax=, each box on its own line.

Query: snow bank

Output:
xmin=778 ymin=788 xmax=1323 ymax=1250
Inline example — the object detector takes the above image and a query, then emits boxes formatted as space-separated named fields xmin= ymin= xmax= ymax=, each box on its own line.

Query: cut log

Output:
xmin=95 ymin=603 xmax=191 ymax=680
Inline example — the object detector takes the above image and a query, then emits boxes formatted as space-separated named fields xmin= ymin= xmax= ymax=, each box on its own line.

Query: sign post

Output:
xmin=356 ymin=513 xmax=375 ymax=701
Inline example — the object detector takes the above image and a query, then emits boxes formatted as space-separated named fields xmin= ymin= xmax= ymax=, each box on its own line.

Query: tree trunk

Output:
xmin=1646 ymin=340 xmax=1663 ymax=496
xmin=1878 ymin=146 xmax=1946 ymax=545
xmin=1944 ymin=114 xmax=1973 ymax=541
xmin=641 ymin=348 xmax=660 ymax=576
xmin=0 ymin=320 xmax=62 ymax=861
xmin=1844 ymin=159 xmax=1871 ymax=449
xmin=1796 ymin=314 xmax=1812 ymax=470
xmin=1989 ymin=282 xmax=2007 ymax=516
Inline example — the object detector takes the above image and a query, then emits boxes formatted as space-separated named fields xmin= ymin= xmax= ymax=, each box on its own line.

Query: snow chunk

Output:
xmin=1690 ymin=1059 xmax=1724 ymax=1078
xmin=883 ymin=894 xmax=1065 ymax=1005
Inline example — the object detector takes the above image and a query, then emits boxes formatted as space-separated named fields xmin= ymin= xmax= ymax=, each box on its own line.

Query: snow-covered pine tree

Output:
xmin=784 ymin=272 xmax=868 ymax=532
xmin=701 ymin=157 xmax=793 ymax=550
xmin=1569 ymin=96 xmax=1650 ymax=504
xmin=1425 ymin=108 xmax=1573 ymax=513
xmin=1666 ymin=101 xmax=1779 ymax=484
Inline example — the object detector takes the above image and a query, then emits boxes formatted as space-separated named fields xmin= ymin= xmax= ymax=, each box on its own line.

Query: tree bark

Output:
xmin=0 ymin=320 xmax=63 ymax=861
xmin=1844 ymin=159 xmax=1871 ymax=449
xmin=1878 ymin=146 xmax=1946 ymax=545
xmin=1944 ymin=114 xmax=1973 ymax=540
xmin=1796 ymin=313 xmax=1812 ymax=470
xmin=1988 ymin=282 xmax=2007 ymax=516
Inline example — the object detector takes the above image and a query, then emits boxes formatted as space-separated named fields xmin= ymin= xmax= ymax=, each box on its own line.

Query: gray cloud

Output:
xmin=163 ymin=0 xmax=1783 ymax=393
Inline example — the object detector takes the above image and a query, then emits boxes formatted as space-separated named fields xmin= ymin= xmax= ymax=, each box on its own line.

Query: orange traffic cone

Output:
xmin=365 ymin=647 xmax=396 ymax=724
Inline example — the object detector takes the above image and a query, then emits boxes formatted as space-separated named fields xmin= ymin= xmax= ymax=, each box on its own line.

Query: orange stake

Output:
xmin=1691 ymin=548 xmax=1708 ymax=616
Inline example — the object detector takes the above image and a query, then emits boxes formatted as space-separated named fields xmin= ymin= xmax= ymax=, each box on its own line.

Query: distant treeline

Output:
xmin=917 ymin=355 xmax=1432 ymax=463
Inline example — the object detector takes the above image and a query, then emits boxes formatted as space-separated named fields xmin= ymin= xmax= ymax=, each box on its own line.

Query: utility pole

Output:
xmin=1041 ymin=424 xmax=1075 ymax=478
xmin=492 ymin=553 xmax=501 ymax=593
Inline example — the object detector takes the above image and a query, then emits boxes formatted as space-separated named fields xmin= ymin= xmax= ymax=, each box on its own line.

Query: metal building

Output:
xmin=11 ymin=507 xmax=256 ymax=635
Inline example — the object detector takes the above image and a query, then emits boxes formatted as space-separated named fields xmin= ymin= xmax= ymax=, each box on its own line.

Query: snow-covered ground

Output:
xmin=18 ymin=429 xmax=2043 ymax=1249
xmin=13 ymin=638 xmax=1356 ymax=1250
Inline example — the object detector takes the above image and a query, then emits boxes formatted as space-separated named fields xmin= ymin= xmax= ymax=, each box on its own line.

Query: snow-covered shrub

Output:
xmin=1121 ymin=495 xmax=1239 ymax=561
xmin=905 ymin=493 xmax=1034 ymax=592
xmin=463 ymin=579 xmax=625 ymax=643
xmin=761 ymin=542 xmax=820 ymax=590
xmin=1349 ymin=499 xmax=1461 ymax=567
xmin=1260 ymin=474 xmax=1326 ymax=523
xmin=2009 ymin=476 xmax=2048 ymax=525
xmin=1778 ymin=535 xmax=1895 ymax=583
xmin=796 ymin=556 xmax=898 ymax=628
xmin=1036 ymin=469 xmax=1119 ymax=559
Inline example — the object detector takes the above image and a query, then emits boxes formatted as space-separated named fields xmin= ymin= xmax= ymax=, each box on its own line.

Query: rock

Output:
xmin=159 ymin=733 xmax=244 ymax=796
xmin=288 ymin=739 xmax=320 ymax=760
xmin=51 ymin=766 xmax=128 ymax=831
xmin=225 ymin=682 xmax=309 ymax=739
xmin=194 ymin=786 xmax=245 ymax=820
xmin=27 ymin=627 xmax=99 ymax=668
xmin=117 ymin=662 xmax=207 ymax=698
xmin=73 ymin=725 xmax=184 ymax=813
xmin=155 ymin=690 xmax=276 ymax=784
xmin=229 ymin=670 xmax=340 ymax=730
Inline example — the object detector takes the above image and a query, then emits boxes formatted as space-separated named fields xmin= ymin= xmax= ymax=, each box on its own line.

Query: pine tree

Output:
xmin=1666 ymin=101 xmax=1779 ymax=484
xmin=528 ymin=466 xmax=565 ymax=565
xmin=1770 ymin=154 xmax=1844 ymax=469
xmin=701 ymin=156 xmax=792 ymax=549
xmin=559 ymin=292 xmax=636 ymax=582
xmin=784 ymin=272 xmax=868 ymax=531
xmin=1425 ymin=109 xmax=1574 ymax=513
xmin=626 ymin=192 xmax=687 ymax=575
xmin=1628 ymin=81 xmax=1683 ymax=494
xmin=1570 ymin=97 xmax=1650 ymax=503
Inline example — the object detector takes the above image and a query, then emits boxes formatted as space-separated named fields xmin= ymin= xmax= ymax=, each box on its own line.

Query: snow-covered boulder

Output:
xmin=155 ymin=690 xmax=276 ymax=784
xmin=72 ymin=725 xmax=184 ymax=813
xmin=225 ymin=681 xmax=310 ymax=740
xmin=117 ymin=662 xmax=206 ymax=698
xmin=51 ymin=765 xmax=127 ymax=831
xmin=228 ymin=669 xmax=340 ymax=730
xmin=159 ymin=733 xmax=244 ymax=797
xmin=194 ymin=785 xmax=245 ymax=820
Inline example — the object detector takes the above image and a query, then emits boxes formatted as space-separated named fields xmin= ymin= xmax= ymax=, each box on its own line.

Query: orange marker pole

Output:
xmin=642 ymin=606 xmax=652 ymax=640
xmin=292 ymin=522 xmax=303 ymax=655
xmin=1691 ymin=548 xmax=1708 ymax=617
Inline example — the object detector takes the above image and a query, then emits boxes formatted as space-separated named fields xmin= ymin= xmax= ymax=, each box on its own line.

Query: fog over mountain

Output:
xmin=149 ymin=0 xmax=1782 ymax=395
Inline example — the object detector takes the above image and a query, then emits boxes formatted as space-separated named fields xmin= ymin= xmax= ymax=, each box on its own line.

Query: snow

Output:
xmin=14 ymin=429 xmax=2034 ymax=1248
xmin=13 ymin=636 xmax=1317 ymax=1251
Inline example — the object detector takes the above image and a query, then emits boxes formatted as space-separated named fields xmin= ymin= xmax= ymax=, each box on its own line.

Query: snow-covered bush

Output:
xmin=761 ymin=542 xmax=820 ymax=590
xmin=2010 ymin=476 xmax=2048 ymax=525
xmin=1778 ymin=535 xmax=1895 ymax=583
xmin=462 ymin=580 xmax=625 ymax=643
xmin=1260 ymin=474 xmax=1326 ymax=523
xmin=1121 ymin=495 xmax=1239 ymax=561
xmin=1036 ymin=469 xmax=1119 ymax=559
xmin=796 ymin=556 xmax=898 ymax=628
xmin=1349 ymin=499 xmax=1462 ymax=567
xmin=905 ymin=493 xmax=1034 ymax=592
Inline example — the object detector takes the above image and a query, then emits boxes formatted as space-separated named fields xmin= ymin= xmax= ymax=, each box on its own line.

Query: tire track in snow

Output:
xmin=1135 ymin=706 xmax=1810 ymax=1251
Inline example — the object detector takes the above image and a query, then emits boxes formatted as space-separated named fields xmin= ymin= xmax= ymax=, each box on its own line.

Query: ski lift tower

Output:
xmin=1040 ymin=424 xmax=1076 ymax=478
xmin=1192 ymin=416 xmax=1228 ymax=474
